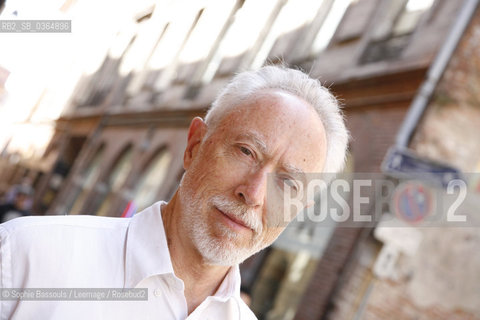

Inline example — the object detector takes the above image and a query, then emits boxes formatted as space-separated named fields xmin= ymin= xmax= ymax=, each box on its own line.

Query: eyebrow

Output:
xmin=236 ymin=132 xmax=268 ymax=155
xmin=237 ymin=132 xmax=306 ymax=177
xmin=283 ymin=163 xmax=306 ymax=180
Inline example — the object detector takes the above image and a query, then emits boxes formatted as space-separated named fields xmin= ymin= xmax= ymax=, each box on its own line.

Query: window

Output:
xmin=118 ymin=8 xmax=155 ymax=77
xmin=126 ymin=22 xmax=171 ymax=95
xmin=68 ymin=145 xmax=104 ymax=214
xmin=208 ymin=0 xmax=281 ymax=76
xmin=310 ymin=0 xmax=353 ymax=53
xmin=332 ymin=0 xmax=377 ymax=44
xmin=131 ymin=148 xmax=172 ymax=211
xmin=186 ymin=0 xmax=245 ymax=87
xmin=250 ymin=0 xmax=326 ymax=70
xmin=360 ymin=0 xmax=435 ymax=64
xmin=392 ymin=0 xmax=434 ymax=36
xmin=153 ymin=8 xmax=205 ymax=90
xmin=95 ymin=146 xmax=134 ymax=216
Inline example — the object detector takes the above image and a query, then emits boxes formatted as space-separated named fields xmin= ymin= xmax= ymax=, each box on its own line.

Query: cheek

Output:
xmin=185 ymin=164 xmax=208 ymax=189
xmin=189 ymin=148 xmax=223 ymax=180
xmin=265 ymin=198 xmax=297 ymax=229
xmin=206 ymin=155 xmax=250 ymax=184
xmin=186 ymin=153 xmax=238 ymax=195
xmin=259 ymin=226 xmax=285 ymax=247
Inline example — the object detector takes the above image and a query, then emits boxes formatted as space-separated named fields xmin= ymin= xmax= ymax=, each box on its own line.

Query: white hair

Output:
xmin=204 ymin=65 xmax=349 ymax=173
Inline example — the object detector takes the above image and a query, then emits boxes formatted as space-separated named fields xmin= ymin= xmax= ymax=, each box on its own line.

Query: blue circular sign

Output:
xmin=392 ymin=181 xmax=434 ymax=224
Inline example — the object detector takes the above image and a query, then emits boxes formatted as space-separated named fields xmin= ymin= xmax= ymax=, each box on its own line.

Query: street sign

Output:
xmin=392 ymin=181 xmax=434 ymax=224
xmin=382 ymin=146 xmax=464 ymax=188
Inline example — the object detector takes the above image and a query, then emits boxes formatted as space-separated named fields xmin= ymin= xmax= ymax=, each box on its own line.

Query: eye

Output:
xmin=282 ymin=177 xmax=299 ymax=192
xmin=240 ymin=146 xmax=253 ymax=157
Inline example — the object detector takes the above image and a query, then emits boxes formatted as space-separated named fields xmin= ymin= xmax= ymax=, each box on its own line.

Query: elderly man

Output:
xmin=0 ymin=66 xmax=348 ymax=319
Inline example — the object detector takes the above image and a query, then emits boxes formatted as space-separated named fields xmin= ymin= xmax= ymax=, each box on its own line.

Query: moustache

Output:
xmin=210 ymin=195 xmax=262 ymax=233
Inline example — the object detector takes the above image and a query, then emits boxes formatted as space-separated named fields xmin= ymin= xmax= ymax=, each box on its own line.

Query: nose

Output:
xmin=235 ymin=168 xmax=268 ymax=207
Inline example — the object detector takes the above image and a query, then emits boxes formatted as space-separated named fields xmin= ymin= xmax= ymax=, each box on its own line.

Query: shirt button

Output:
xmin=153 ymin=289 xmax=162 ymax=297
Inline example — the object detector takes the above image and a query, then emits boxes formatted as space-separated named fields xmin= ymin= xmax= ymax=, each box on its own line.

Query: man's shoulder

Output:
xmin=0 ymin=214 xmax=132 ymax=289
xmin=0 ymin=214 xmax=131 ymax=251
xmin=1 ymin=214 xmax=129 ymax=235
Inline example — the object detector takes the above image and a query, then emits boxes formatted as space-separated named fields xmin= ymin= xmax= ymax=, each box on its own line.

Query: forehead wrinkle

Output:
xmin=237 ymin=131 xmax=307 ymax=179
xmin=236 ymin=131 xmax=269 ymax=155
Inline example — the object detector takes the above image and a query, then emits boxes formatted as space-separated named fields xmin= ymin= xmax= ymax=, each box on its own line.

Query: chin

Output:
xmin=202 ymin=248 xmax=255 ymax=266
xmin=198 ymin=235 xmax=267 ymax=266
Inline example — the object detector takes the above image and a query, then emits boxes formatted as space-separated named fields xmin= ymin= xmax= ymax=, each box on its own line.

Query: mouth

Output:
xmin=215 ymin=207 xmax=253 ymax=232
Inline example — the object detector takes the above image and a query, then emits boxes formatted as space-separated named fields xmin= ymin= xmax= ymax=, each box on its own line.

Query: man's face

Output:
xmin=178 ymin=90 xmax=327 ymax=265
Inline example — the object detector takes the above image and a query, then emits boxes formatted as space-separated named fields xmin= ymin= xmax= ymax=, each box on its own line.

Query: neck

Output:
xmin=162 ymin=192 xmax=231 ymax=314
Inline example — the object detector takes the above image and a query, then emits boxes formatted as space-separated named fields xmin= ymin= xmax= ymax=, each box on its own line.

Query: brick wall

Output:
xmin=346 ymin=103 xmax=410 ymax=172
xmin=310 ymin=5 xmax=480 ymax=320
xmin=411 ymin=5 xmax=480 ymax=172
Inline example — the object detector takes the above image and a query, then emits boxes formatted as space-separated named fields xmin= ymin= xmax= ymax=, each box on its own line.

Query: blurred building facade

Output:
xmin=1 ymin=0 xmax=479 ymax=319
xmin=0 ymin=66 xmax=8 ymax=104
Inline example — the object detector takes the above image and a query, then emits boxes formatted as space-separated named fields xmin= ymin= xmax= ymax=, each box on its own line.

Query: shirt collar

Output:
xmin=125 ymin=201 xmax=173 ymax=288
xmin=124 ymin=200 xmax=242 ymax=299
xmin=214 ymin=264 xmax=241 ymax=299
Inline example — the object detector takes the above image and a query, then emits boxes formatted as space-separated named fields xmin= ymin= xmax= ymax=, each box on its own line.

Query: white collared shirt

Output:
xmin=0 ymin=201 xmax=256 ymax=320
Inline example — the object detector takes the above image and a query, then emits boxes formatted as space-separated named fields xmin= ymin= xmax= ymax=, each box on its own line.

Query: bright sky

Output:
xmin=0 ymin=0 xmax=142 ymax=157
xmin=0 ymin=0 xmax=70 ymax=102
xmin=0 ymin=0 xmax=148 ymax=116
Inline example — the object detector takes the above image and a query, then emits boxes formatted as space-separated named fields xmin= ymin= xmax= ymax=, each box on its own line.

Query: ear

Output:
xmin=184 ymin=117 xmax=207 ymax=170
